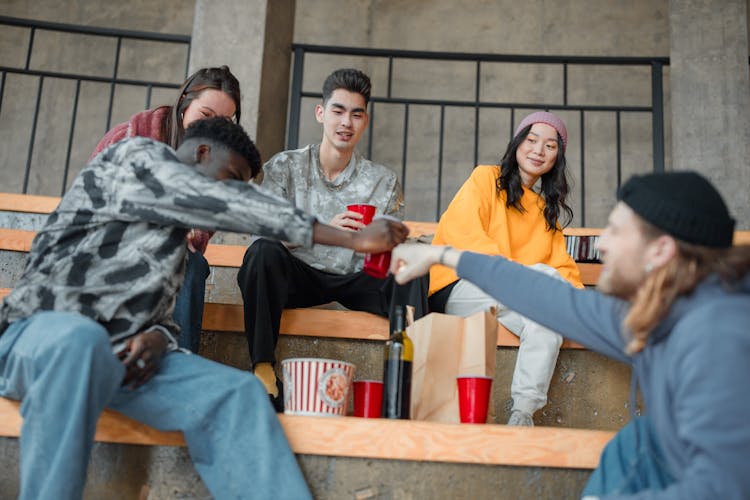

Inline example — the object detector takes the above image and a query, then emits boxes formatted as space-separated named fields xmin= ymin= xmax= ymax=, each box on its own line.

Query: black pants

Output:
xmin=236 ymin=239 xmax=429 ymax=367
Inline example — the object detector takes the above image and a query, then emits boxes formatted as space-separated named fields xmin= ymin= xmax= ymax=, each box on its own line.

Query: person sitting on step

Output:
xmin=0 ymin=116 xmax=407 ymax=500
xmin=428 ymin=111 xmax=583 ymax=426
xmin=236 ymin=68 xmax=429 ymax=410
xmin=391 ymin=170 xmax=750 ymax=499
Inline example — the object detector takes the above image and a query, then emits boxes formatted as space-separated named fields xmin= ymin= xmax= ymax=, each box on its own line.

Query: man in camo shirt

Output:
xmin=0 ymin=117 xmax=406 ymax=499
xmin=236 ymin=69 xmax=429 ymax=408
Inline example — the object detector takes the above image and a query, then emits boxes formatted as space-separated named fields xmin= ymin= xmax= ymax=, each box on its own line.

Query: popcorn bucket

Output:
xmin=281 ymin=358 xmax=356 ymax=416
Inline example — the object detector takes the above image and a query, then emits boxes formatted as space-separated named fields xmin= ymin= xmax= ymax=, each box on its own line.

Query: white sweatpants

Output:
xmin=445 ymin=263 xmax=567 ymax=415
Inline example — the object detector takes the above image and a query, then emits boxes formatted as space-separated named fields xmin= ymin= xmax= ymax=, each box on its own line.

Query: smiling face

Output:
xmin=182 ymin=89 xmax=237 ymax=129
xmin=515 ymin=122 xmax=560 ymax=187
xmin=315 ymin=88 xmax=369 ymax=155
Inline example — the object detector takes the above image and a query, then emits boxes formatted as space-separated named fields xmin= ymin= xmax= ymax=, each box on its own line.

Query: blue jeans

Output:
xmin=173 ymin=250 xmax=210 ymax=353
xmin=0 ymin=311 xmax=311 ymax=500
xmin=583 ymin=417 xmax=675 ymax=497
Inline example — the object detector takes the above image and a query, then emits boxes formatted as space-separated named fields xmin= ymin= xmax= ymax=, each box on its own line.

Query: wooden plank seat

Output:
xmin=2 ymin=191 xmax=749 ymax=350
xmin=0 ymin=397 xmax=614 ymax=469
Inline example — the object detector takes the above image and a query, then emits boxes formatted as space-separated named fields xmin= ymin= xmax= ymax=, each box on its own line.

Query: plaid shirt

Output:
xmin=0 ymin=137 xmax=315 ymax=343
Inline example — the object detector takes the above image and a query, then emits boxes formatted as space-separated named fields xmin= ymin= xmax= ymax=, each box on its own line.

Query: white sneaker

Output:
xmin=507 ymin=410 xmax=534 ymax=426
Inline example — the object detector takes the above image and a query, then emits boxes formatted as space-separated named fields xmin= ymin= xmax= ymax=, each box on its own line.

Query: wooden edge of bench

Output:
xmin=0 ymin=397 xmax=612 ymax=469
xmin=0 ymin=193 xmax=61 ymax=214
xmin=3 ymin=192 xmax=749 ymax=244
xmin=202 ymin=302 xmax=585 ymax=349
xmin=0 ymin=227 xmax=603 ymax=287
xmin=0 ymin=290 xmax=584 ymax=349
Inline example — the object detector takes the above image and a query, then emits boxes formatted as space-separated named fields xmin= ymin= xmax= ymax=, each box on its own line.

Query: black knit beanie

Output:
xmin=617 ymin=171 xmax=735 ymax=248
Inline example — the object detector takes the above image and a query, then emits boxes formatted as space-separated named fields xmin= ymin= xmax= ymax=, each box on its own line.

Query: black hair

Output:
xmin=496 ymin=124 xmax=573 ymax=230
xmin=322 ymin=68 xmax=372 ymax=106
xmin=183 ymin=117 xmax=261 ymax=179
xmin=162 ymin=65 xmax=242 ymax=149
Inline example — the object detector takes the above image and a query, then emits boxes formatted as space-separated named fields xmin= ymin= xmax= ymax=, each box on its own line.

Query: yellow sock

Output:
xmin=254 ymin=363 xmax=279 ymax=397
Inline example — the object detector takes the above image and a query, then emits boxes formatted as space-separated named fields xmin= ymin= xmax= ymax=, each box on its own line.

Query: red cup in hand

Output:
xmin=363 ymin=214 xmax=399 ymax=279
xmin=363 ymin=251 xmax=391 ymax=279
xmin=456 ymin=375 xmax=493 ymax=424
xmin=347 ymin=204 xmax=376 ymax=226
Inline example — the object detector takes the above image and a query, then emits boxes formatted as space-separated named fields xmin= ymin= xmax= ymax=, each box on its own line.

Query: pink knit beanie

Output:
xmin=513 ymin=111 xmax=568 ymax=152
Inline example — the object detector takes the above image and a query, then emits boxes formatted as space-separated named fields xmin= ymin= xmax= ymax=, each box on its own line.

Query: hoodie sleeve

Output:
xmin=456 ymin=251 xmax=631 ymax=363
xmin=603 ymin=301 xmax=750 ymax=500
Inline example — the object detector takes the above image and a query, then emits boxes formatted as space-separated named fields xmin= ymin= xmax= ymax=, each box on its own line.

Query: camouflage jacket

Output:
xmin=261 ymin=144 xmax=404 ymax=274
xmin=0 ymin=137 xmax=315 ymax=342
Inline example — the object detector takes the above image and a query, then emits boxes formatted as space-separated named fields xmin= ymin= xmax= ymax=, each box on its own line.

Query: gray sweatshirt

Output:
xmin=458 ymin=251 xmax=750 ymax=500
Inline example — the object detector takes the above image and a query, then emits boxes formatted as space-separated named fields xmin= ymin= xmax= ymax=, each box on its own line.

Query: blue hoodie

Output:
xmin=457 ymin=252 xmax=750 ymax=499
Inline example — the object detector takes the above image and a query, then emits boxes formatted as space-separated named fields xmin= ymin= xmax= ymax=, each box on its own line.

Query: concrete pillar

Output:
xmin=189 ymin=0 xmax=295 ymax=162
xmin=669 ymin=0 xmax=750 ymax=229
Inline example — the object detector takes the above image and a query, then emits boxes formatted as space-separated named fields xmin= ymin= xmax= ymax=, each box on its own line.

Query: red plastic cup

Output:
xmin=363 ymin=251 xmax=391 ymax=279
xmin=456 ymin=375 xmax=493 ymax=424
xmin=353 ymin=380 xmax=384 ymax=418
xmin=347 ymin=204 xmax=376 ymax=226
xmin=363 ymin=214 xmax=399 ymax=279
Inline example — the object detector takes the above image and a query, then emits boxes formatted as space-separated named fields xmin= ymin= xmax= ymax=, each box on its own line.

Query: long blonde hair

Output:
xmin=624 ymin=221 xmax=750 ymax=354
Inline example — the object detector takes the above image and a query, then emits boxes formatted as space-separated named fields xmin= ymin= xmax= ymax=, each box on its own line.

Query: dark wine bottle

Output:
xmin=381 ymin=305 xmax=413 ymax=419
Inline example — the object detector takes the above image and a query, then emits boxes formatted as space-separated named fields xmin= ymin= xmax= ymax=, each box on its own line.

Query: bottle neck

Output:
xmin=391 ymin=306 xmax=405 ymax=337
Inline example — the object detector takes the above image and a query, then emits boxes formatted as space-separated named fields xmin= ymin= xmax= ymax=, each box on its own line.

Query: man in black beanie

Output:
xmin=389 ymin=170 xmax=750 ymax=499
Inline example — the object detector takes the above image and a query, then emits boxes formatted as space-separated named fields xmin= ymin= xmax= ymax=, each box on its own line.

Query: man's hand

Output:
xmin=350 ymin=218 xmax=409 ymax=253
xmin=390 ymin=243 xmax=461 ymax=284
xmin=329 ymin=210 xmax=367 ymax=232
xmin=118 ymin=329 xmax=169 ymax=389
xmin=311 ymin=218 xmax=408 ymax=252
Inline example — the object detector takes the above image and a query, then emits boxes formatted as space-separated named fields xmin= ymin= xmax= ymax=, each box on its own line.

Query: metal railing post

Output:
xmin=651 ymin=61 xmax=665 ymax=173
xmin=287 ymin=46 xmax=305 ymax=150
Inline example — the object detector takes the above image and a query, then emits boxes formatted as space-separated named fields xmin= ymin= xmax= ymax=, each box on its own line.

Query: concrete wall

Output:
xmin=292 ymin=0 xmax=673 ymax=225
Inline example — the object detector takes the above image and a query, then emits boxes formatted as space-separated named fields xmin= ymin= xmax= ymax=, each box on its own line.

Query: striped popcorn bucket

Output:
xmin=281 ymin=358 xmax=356 ymax=416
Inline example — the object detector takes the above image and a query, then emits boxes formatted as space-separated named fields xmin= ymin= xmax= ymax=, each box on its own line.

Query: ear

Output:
xmin=194 ymin=143 xmax=211 ymax=164
xmin=314 ymin=104 xmax=324 ymax=124
xmin=646 ymin=234 xmax=678 ymax=269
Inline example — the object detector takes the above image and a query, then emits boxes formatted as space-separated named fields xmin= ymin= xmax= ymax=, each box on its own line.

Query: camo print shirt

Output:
xmin=0 ymin=137 xmax=316 ymax=342
xmin=262 ymin=143 xmax=404 ymax=274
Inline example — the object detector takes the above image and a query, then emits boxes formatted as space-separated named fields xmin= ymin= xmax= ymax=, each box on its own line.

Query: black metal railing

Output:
xmin=287 ymin=44 xmax=671 ymax=225
xmin=0 ymin=16 xmax=191 ymax=195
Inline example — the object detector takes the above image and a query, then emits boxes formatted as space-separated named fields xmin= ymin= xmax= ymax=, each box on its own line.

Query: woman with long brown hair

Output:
xmin=428 ymin=111 xmax=583 ymax=426
xmin=90 ymin=66 xmax=242 ymax=353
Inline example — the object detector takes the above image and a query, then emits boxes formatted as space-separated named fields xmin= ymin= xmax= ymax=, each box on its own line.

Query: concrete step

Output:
xmin=0 ymin=436 xmax=595 ymax=500
xmin=1 ymin=397 xmax=614 ymax=500
xmin=203 ymin=330 xmax=632 ymax=430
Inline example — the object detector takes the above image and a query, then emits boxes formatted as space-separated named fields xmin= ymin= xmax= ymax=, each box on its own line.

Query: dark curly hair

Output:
xmin=322 ymin=68 xmax=372 ymax=106
xmin=496 ymin=124 xmax=573 ymax=231
xmin=183 ymin=117 xmax=261 ymax=179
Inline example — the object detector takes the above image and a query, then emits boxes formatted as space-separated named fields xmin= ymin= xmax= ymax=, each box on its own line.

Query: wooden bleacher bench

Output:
xmin=0 ymin=193 xmax=603 ymax=349
xmin=1 ymin=192 xmax=747 ymax=471
xmin=0 ymin=397 xmax=613 ymax=469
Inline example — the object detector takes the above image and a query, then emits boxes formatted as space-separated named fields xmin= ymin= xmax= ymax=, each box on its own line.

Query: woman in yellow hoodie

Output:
xmin=429 ymin=111 xmax=583 ymax=426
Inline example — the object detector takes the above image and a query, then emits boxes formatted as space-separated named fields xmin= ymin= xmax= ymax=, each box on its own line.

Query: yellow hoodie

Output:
xmin=429 ymin=165 xmax=583 ymax=295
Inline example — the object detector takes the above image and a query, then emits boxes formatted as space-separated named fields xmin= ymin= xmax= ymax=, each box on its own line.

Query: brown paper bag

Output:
xmin=408 ymin=309 xmax=497 ymax=423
